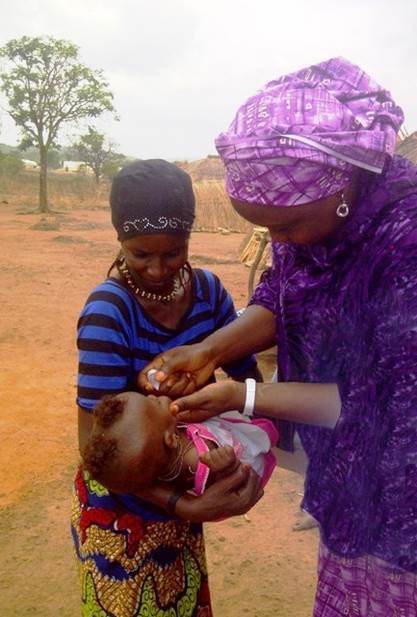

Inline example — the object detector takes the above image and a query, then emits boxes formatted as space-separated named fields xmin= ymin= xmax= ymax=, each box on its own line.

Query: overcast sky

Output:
xmin=1 ymin=0 xmax=416 ymax=160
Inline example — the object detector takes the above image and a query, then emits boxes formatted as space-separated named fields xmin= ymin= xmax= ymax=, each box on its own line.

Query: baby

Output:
xmin=82 ymin=391 xmax=278 ymax=496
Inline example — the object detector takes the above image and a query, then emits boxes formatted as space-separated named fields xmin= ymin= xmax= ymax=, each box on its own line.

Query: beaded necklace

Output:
xmin=116 ymin=256 xmax=180 ymax=303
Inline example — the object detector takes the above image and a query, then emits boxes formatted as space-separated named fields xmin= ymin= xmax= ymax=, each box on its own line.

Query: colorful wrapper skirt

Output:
xmin=314 ymin=539 xmax=417 ymax=617
xmin=71 ymin=468 xmax=212 ymax=617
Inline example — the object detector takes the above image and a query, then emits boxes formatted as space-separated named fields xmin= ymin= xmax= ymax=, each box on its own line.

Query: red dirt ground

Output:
xmin=0 ymin=204 xmax=318 ymax=616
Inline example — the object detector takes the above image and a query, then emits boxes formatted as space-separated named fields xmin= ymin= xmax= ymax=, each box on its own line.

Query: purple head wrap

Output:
xmin=215 ymin=57 xmax=404 ymax=206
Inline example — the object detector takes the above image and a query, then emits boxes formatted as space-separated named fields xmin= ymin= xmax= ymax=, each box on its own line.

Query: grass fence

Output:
xmin=0 ymin=169 xmax=250 ymax=232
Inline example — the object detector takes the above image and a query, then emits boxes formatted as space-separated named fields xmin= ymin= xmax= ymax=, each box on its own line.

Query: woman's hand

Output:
xmin=171 ymin=380 xmax=245 ymax=423
xmin=176 ymin=463 xmax=263 ymax=522
xmin=137 ymin=342 xmax=217 ymax=396
xmin=137 ymin=305 xmax=276 ymax=397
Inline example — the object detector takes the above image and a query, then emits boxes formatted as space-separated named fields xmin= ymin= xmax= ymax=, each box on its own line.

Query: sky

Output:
xmin=0 ymin=0 xmax=416 ymax=161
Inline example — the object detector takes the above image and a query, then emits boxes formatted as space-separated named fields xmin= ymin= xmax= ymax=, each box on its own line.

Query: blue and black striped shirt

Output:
xmin=77 ymin=268 xmax=256 ymax=411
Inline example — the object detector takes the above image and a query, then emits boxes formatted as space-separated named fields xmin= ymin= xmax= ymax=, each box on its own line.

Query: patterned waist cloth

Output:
xmin=314 ymin=539 xmax=417 ymax=617
xmin=71 ymin=468 xmax=212 ymax=617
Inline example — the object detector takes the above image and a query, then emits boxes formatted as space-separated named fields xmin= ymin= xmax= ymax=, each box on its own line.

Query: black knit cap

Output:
xmin=110 ymin=159 xmax=195 ymax=240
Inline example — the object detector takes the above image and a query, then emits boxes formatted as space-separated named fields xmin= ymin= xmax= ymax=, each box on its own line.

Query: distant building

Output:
xmin=62 ymin=160 xmax=92 ymax=173
xmin=22 ymin=158 xmax=38 ymax=169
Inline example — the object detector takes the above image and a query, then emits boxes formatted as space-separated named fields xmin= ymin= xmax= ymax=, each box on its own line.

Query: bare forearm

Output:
xmin=257 ymin=382 xmax=341 ymax=427
xmin=231 ymin=381 xmax=341 ymax=428
xmin=208 ymin=305 xmax=276 ymax=367
xmin=138 ymin=476 xmax=256 ymax=524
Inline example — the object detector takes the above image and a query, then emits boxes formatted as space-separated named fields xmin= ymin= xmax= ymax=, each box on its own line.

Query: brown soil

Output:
xmin=0 ymin=204 xmax=317 ymax=616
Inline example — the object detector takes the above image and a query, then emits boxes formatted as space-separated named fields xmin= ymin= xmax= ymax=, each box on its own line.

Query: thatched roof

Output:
xmin=176 ymin=136 xmax=417 ymax=184
xmin=396 ymin=132 xmax=417 ymax=164
xmin=175 ymin=157 xmax=225 ymax=182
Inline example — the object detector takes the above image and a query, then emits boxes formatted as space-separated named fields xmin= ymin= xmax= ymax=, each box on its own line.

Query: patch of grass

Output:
xmin=190 ymin=254 xmax=237 ymax=265
xmin=30 ymin=218 xmax=61 ymax=231
xmin=52 ymin=235 xmax=90 ymax=244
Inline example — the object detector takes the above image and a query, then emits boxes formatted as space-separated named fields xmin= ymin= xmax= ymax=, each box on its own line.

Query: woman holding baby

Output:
xmin=71 ymin=159 xmax=261 ymax=616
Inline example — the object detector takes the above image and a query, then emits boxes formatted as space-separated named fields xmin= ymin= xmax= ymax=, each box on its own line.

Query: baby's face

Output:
xmin=118 ymin=392 xmax=177 ymax=448
xmin=111 ymin=392 xmax=177 ymax=491
xmin=139 ymin=394 xmax=177 ymax=434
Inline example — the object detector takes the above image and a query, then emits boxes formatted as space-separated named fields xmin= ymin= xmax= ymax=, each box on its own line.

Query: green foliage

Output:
xmin=102 ymin=158 xmax=122 ymax=181
xmin=0 ymin=143 xmax=60 ymax=167
xmin=0 ymin=152 xmax=24 ymax=176
xmin=46 ymin=148 xmax=62 ymax=169
xmin=0 ymin=35 xmax=116 ymax=210
xmin=0 ymin=142 xmax=24 ymax=156
xmin=17 ymin=145 xmax=38 ymax=163
xmin=74 ymin=126 xmax=122 ymax=183
xmin=0 ymin=36 xmax=115 ymax=149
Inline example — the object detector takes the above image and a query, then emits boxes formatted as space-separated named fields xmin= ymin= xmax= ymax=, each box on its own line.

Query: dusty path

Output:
xmin=0 ymin=205 xmax=317 ymax=616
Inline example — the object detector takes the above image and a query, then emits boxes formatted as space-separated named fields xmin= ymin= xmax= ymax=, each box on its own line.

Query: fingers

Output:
xmin=182 ymin=377 xmax=198 ymax=396
xmin=138 ymin=351 xmax=188 ymax=392
xmin=212 ymin=463 xmax=250 ymax=494
xmin=219 ymin=467 xmax=264 ymax=517
xmin=159 ymin=373 xmax=194 ymax=397
xmin=171 ymin=382 xmax=222 ymax=412
xmin=138 ymin=356 xmax=167 ymax=392
xmin=173 ymin=409 xmax=215 ymax=423
xmin=201 ymin=446 xmax=237 ymax=473
xmin=240 ymin=468 xmax=264 ymax=508
xmin=171 ymin=381 xmax=231 ymax=421
xmin=222 ymin=466 xmax=263 ymax=511
xmin=186 ymin=466 xmax=263 ymax=521
xmin=152 ymin=353 xmax=186 ymax=383
xmin=171 ymin=391 xmax=206 ymax=413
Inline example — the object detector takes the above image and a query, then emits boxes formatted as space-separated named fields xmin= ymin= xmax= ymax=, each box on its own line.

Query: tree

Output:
xmin=73 ymin=126 xmax=119 ymax=184
xmin=0 ymin=152 xmax=24 ymax=177
xmin=102 ymin=157 xmax=125 ymax=181
xmin=0 ymin=36 xmax=115 ymax=212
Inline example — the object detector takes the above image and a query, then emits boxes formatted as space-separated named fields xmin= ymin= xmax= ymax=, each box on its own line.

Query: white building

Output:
xmin=21 ymin=158 xmax=38 ymax=169
xmin=62 ymin=160 xmax=92 ymax=173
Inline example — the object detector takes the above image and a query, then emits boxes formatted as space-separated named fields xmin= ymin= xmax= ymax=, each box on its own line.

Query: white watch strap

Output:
xmin=243 ymin=378 xmax=256 ymax=417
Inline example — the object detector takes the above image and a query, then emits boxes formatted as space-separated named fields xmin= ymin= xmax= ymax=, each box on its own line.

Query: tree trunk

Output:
xmin=38 ymin=145 xmax=49 ymax=213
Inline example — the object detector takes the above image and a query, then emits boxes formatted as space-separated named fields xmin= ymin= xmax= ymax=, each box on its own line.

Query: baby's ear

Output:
xmin=163 ymin=430 xmax=178 ymax=450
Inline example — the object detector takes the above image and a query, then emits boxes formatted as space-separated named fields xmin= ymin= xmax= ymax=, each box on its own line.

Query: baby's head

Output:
xmin=82 ymin=391 xmax=177 ymax=493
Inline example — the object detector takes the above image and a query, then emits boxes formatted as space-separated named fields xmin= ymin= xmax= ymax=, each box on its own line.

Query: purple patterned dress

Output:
xmin=250 ymin=155 xmax=417 ymax=615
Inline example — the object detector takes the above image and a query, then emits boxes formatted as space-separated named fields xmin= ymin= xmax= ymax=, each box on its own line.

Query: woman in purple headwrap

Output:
xmin=139 ymin=58 xmax=417 ymax=615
